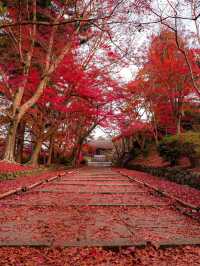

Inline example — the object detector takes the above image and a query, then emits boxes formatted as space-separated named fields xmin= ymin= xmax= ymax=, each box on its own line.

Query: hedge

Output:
xmin=158 ymin=132 xmax=200 ymax=167
xmin=0 ymin=168 xmax=49 ymax=181
xmin=127 ymin=164 xmax=200 ymax=190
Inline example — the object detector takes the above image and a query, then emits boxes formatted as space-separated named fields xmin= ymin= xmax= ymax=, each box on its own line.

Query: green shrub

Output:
xmin=127 ymin=164 xmax=200 ymax=190
xmin=130 ymin=147 xmax=141 ymax=158
xmin=158 ymin=132 xmax=200 ymax=167
xmin=59 ymin=156 xmax=72 ymax=166
xmin=158 ymin=136 xmax=182 ymax=166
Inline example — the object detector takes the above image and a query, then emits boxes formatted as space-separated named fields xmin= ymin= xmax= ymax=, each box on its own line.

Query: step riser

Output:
xmin=88 ymin=162 xmax=112 ymax=167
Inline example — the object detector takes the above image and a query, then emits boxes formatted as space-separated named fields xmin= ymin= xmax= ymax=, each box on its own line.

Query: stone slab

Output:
xmin=48 ymin=183 xmax=133 ymax=186
xmin=1 ymin=203 xmax=168 ymax=208
xmin=59 ymin=179 xmax=128 ymax=182
xmin=159 ymin=238 xmax=200 ymax=247
xmin=2 ymin=238 xmax=200 ymax=248
xmin=0 ymin=240 xmax=147 ymax=248
xmin=33 ymin=190 xmax=147 ymax=194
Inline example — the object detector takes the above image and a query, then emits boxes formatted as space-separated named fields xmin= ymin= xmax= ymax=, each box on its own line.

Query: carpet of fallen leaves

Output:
xmin=0 ymin=163 xmax=65 ymax=194
xmin=0 ymin=161 xmax=32 ymax=173
xmin=0 ymin=167 xmax=200 ymax=265
xmin=0 ymin=246 xmax=200 ymax=266
xmin=130 ymin=150 xmax=191 ymax=168
xmin=118 ymin=169 xmax=200 ymax=206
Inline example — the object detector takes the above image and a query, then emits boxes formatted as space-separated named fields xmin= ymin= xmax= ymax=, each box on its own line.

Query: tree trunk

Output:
xmin=3 ymin=119 xmax=19 ymax=162
xmin=72 ymin=140 xmax=83 ymax=167
xmin=177 ymin=115 xmax=181 ymax=136
xmin=154 ymin=131 xmax=159 ymax=146
xmin=43 ymin=155 xmax=46 ymax=165
xmin=47 ymin=135 xmax=54 ymax=166
xmin=73 ymin=147 xmax=80 ymax=167
xmin=16 ymin=122 xmax=25 ymax=163
xmin=28 ymin=139 xmax=43 ymax=167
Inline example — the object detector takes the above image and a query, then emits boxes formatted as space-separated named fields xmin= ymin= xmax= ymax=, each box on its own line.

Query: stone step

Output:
xmin=88 ymin=162 xmax=112 ymax=167
xmin=92 ymin=155 xmax=107 ymax=162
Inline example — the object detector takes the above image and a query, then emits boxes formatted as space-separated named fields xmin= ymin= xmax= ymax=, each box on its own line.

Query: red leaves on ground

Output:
xmin=119 ymin=169 xmax=200 ymax=206
xmin=0 ymin=167 xmax=64 ymax=195
xmin=0 ymin=161 xmax=32 ymax=173
xmin=0 ymin=246 xmax=200 ymax=266
xmin=0 ymin=168 xmax=200 ymax=265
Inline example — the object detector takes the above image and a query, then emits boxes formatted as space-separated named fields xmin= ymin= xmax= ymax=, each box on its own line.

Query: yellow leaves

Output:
xmin=0 ymin=1 xmax=6 ymax=16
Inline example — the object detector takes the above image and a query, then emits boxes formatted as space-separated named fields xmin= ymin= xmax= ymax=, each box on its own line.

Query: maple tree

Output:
xmin=0 ymin=0 xmax=136 ymax=164
xmin=112 ymin=29 xmax=200 ymax=166
xmin=112 ymin=121 xmax=153 ymax=166
xmin=125 ymin=31 xmax=197 ymax=136
xmin=146 ymin=0 xmax=200 ymax=96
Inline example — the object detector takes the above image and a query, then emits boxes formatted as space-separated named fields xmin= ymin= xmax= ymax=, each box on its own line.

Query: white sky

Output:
xmin=93 ymin=127 xmax=107 ymax=138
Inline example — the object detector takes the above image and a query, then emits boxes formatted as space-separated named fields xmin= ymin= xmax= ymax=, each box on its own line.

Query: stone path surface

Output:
xmin=0 ymin=167 xmax=200 ymax=248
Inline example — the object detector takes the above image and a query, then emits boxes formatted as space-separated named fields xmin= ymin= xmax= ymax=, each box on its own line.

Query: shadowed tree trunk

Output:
xmin=177 ymin=114 xmax=182 ymax=136
xmin=72 ymin=138 xmax=84 ymax=167
xmin=28 ymin=126 xmax=57 ymax=166
xmin=28 ymin=138 xmax=43 ymax=167
xmin=47 ymin=135 xmax=54 ymax=166
xmin=16 ymin=122 xmax=26 ymax=163
xmin=72 ymin=145 xmax=81 ymax=167
xmin=3 ymin=120 xmax=19 ymax=162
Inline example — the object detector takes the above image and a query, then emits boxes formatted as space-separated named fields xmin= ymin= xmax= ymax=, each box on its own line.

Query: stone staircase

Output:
xmin=88 ymin=155 xmax=112 ymax=167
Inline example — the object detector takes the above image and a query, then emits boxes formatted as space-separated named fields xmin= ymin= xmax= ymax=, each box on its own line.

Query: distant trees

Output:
xmin=113 ymin=30 xmax=200 ymax=165
xmin=112 ymin=121 xmax=153 ymax=166
xmin=124 ymin=31 xmax=198 ymax=136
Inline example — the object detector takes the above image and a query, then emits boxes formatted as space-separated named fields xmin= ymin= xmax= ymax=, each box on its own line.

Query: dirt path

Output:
xmin=0 ymin=167 xmax=200 ymax=249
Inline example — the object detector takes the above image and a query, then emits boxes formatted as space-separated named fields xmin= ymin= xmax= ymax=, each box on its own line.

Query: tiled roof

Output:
xmin=88 ymin=139 xmax=113 ymax=149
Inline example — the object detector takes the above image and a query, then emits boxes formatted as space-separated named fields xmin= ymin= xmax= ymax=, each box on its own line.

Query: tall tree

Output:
xmin=0 ymin=0 xmax=124 ymax=162
xmin=127 ymin=30 xmax=195 ymax=136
